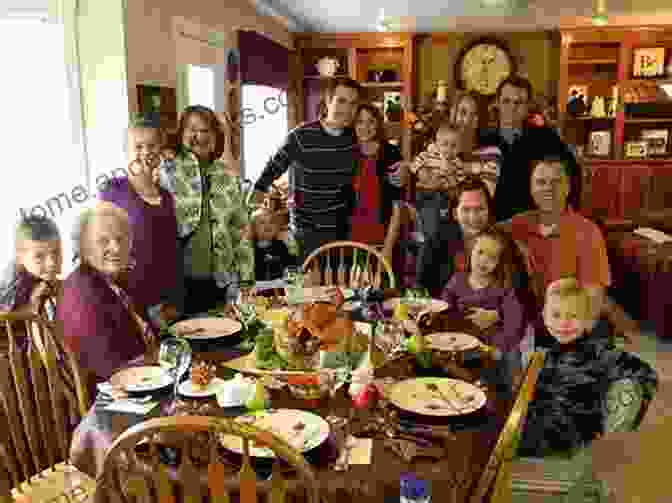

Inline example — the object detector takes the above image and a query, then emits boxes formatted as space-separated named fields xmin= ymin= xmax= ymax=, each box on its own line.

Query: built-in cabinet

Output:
xmin=559 ymin=26 xmax=672 ymax=161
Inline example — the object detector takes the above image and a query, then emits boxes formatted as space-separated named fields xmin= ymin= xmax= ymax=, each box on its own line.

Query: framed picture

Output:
xmin=136 ymin=84 xmax=177 ymax=130
xmin=625 ymin=141 xmax=648 ymax=159
xmin=633 ymin=48 xmax=666 ymax=78
xmin=641 ymin=129 xmax=669 ymax=156
xmin=568 ymin=85 xmax=589 ymax=107
xmin=383 ymin=91 xmax=402 ymax=122
xmin=588 ymin=130 xmax=612 ymax=157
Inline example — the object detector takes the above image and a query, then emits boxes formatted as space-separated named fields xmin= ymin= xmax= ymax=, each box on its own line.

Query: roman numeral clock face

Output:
xmin=459 ymin=43 xmax=513 ymax=96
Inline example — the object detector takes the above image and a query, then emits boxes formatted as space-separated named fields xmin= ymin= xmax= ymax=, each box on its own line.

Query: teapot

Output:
xmin=316 ymin=56 xmax=340 ymax=77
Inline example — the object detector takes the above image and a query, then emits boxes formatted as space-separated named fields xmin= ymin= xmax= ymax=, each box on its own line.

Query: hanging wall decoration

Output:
xmin=223 ymin=47 xmax=241 ymax=164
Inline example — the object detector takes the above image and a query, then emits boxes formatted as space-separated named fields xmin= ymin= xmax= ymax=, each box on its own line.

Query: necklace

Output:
xmin=130 ymin=177 xmax=162 ymax=205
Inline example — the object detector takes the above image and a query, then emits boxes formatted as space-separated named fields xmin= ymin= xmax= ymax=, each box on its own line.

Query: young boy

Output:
xmin=0 ymin=215 xmax=62 ymax=320
xmin=411 ymin=122 xmax=467 ymax=241
xmin=517 ymin=278 xmax=657 ymax=456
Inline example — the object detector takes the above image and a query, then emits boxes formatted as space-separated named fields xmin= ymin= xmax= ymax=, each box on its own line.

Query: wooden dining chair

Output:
xmin=302 ymin=240 xmax=396 ymax=289
xmin=96 ymin=415 xmax=320 ymax=503
xmin=0 ymin=312 xmax=96 ymax=503
xmin=469 ymin=350 xmax=546 ymax=503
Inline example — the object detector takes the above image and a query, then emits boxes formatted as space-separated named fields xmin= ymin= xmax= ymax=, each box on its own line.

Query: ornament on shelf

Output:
xmin=590 ymin=96 xmax=607 ymax=118
xmin=436 ymin=80 xmax=449 ymax=103
xmin=316 ymin=56 xmax=340 ymax=77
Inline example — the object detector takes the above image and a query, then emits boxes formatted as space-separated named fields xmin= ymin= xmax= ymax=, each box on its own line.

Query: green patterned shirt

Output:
xmin=159 ymin=152 xmax=254 ymax=282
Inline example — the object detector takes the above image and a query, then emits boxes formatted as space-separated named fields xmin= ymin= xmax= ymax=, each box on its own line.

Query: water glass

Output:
xmin=158 ymin=337 xmax=192 ymax=400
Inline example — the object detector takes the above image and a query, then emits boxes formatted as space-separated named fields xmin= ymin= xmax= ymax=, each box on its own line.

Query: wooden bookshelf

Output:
xmin=560 ymin=26 xmax=672 ymax=161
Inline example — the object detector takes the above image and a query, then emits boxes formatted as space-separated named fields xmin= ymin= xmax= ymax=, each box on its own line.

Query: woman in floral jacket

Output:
xmin=159 ymin=105 xmax=253 ymax=315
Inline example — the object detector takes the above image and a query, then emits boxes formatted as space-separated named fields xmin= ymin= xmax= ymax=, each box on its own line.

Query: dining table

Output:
xmin=69 ymin=297 xmax=522 ymax=503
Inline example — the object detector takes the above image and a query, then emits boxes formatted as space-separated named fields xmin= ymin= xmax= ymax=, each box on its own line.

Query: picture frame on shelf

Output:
xmin=625 ymin=141 xmax=648 ymax=159
xmin=641 ymin=129 xmax=669 ymax=156
xmin=568 ymin=85 xmax=589 ymax=107
xmin=588 ymin=130 xmax=612 ymax=157
xmin=383 ymin=91 xmax=402 ymax=123
xmin=633 ymin=48 xmax=666 ymax=78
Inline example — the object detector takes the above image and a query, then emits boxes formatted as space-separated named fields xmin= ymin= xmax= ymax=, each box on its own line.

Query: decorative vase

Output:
xmin=316 ymin=57 xmax=340 ymax=77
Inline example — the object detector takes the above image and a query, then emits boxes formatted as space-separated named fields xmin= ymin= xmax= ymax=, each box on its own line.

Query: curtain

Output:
xmin=0 ymin=1 xmax=88 ymax=273
xmin=238 ymin=30 xmax=290 ymax=90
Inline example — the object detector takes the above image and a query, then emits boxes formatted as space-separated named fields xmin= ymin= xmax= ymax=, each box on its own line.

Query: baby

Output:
xmin=412 ymin=122 xmax=467 ymax=240
xmin=0 ymin=215 xmax=62 ymax=319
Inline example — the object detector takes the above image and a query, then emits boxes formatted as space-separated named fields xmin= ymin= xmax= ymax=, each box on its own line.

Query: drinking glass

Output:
xmin=158 ymin=337 xmax=192 ymax=400
xmin=284 ymin=266 xmax=304 ymax=304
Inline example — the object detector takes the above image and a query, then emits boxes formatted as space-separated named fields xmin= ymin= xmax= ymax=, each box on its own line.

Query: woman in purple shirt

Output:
xmin=98 ymin=117 xmax=183 ymax=326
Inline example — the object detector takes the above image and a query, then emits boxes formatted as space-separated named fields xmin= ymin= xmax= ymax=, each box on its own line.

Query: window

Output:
xmin=241 ymin=85 xmax=288 ymax=183
xmin=188 ymin=64 xmax=215 ymax=109
xmin=0 ymin=16 xmax=87 ymax=274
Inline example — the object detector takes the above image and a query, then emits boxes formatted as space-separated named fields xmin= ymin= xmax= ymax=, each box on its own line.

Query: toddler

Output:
xmin=0 ymin=215 xmax=62 ymax=320
xmin=517 ymin=278 xmax=658 ymax=456
xmin=252 ymin=208 xmax=297 ymax=282
xmin=440 ymin=226 xmax=525 ymax=357
xmin=412 ymin=122 xmax=467 ymax=240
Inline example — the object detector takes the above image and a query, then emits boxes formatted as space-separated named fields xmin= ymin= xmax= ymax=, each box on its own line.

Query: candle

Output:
xmin=436 ymin=81 xmax=448 ymax=102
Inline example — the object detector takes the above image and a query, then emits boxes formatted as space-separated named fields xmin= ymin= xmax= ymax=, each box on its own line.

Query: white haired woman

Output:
xmin=57 ymin=201 xmax=158 ymax=397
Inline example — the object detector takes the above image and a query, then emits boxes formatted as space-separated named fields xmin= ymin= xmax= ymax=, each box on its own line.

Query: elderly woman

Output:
xmin=159 ymin=105 xmax=253 ymax=315
xmin=58 ymin=202 xmax=157 ymax=396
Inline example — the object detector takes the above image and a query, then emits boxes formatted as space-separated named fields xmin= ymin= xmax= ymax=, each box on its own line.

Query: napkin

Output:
xmin=634 ymin=227 xmax=672 ymax=244
xmin=336 ymin=436 xmax=372 ymax=465
xmin=104 ymin=399 xmax=159 ymax=415
xmin=216 ymin=374 xmax=256 ymax=407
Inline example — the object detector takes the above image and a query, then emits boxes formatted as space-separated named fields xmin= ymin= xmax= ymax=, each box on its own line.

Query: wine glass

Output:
xmin=159 ymin=337 xmax=192 ymax=400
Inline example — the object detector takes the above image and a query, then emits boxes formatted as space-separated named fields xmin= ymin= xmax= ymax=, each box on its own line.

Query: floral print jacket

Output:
xmin=159 ymin=152 xmax=254 ymax=282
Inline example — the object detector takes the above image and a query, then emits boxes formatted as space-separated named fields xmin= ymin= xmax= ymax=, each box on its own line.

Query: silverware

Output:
xmin=180 ymin=328 xmax=206 ymax=336
xmin=425 ymin=383 xmax=462 ymax=413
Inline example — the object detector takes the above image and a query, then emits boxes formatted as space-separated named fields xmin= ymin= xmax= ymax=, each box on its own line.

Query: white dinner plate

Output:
xmin=110 ymin=366 xmax=174 ymax=393
xmin=177 ymin=377 xmax=226 ymax=398
xmin=219 ymin=409 xmax=330 ymax=458
xmin=426 ymin=332 xmax=481 ymax=352
xmin=172 ymin=317 xmax=242 ymax=340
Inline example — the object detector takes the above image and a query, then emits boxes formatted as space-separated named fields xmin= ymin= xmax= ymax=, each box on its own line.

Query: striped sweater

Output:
xmin=254 ymin=121 xmax=357 ymax=232
xmin=411 ymin=142 xmax=502 ymax=197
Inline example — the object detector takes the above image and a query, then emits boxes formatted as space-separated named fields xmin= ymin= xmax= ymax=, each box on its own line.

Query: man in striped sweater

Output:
xmin=253 ymin=77 xmax=362 ymax=262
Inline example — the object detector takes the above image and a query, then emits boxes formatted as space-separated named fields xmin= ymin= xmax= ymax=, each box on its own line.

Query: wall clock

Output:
xmin=455 ymin=38 xmax=515 ymax=97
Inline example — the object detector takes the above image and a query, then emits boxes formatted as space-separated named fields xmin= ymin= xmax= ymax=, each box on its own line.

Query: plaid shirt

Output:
xmin=159 ymin=152 xmax=254 ymax=282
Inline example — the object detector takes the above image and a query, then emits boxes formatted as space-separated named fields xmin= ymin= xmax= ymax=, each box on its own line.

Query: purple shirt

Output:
xmin=58 ymin=264 xmax=147 ymax=399
xmin=440 ymin=272 xmax=525 ymax=353
xmin=99 ymin=177 xmax=180 ymax=312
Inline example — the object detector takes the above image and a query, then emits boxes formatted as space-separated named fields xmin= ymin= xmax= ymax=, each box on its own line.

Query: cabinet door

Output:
xmin=303 ymin=78 xmax=323 ymax=123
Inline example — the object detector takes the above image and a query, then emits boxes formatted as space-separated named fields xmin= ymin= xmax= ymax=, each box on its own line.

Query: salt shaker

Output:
xmin=400 ymin=473 xmax=431 ymax=503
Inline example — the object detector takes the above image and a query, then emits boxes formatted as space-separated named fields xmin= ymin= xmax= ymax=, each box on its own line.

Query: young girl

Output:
xmin=440 ymin=226 xmax=525 ymax=357
xmin=251 ymin=208 xmax=296 ymax=282
xmin=517 ymin=278 xmax=658 ymax=456
xmin=0 ymin=215 xmax=62 ymax=320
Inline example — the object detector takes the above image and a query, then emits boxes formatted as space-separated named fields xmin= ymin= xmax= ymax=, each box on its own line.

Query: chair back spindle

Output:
xmin=470 ymin=351 xmax=545 ymax=502
xmin=99 ymin=416 xmax=320 ymax=503
xmin=302 ymin=241 xmax=396 ymax=290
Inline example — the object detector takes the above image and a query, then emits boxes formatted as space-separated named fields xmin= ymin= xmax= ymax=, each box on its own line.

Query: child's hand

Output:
xmin=466 ymin=307 xmax=499 ymax=330
xmin=29 ymin=281 xmax=53 ymax=313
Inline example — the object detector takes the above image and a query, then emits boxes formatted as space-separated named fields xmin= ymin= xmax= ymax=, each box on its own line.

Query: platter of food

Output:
xmin=223 ymin=302 xmax=371 ymax=376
